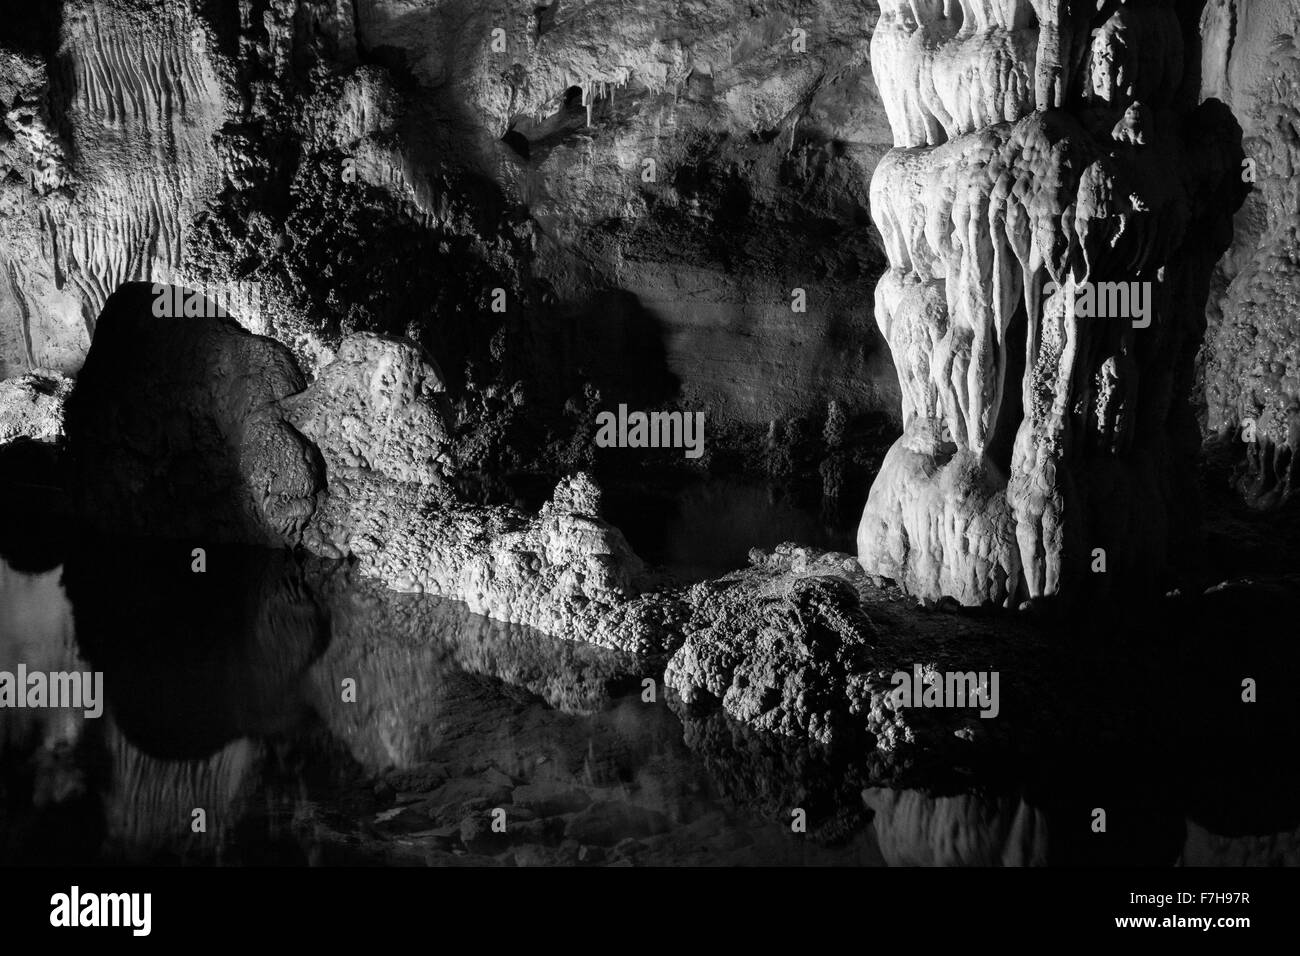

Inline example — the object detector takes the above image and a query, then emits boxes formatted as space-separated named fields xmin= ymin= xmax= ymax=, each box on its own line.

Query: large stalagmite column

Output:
xmin=858 ymin=0 xmax=1245 ymax=606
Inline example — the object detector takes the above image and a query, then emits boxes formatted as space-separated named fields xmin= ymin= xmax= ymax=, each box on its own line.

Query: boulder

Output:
xmin=64 ymin=283 xmax=323 ymax=546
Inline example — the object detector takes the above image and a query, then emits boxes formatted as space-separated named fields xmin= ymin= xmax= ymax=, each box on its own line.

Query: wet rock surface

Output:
xmin=303 ymin=468 xmax=656 ymax=650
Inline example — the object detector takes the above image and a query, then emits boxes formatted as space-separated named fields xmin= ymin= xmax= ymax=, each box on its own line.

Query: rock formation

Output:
xmin=0 ymin=1 xmax=223 ymax=378
xmin=278 ymin=333 xmax=455 ymax=487
xmin=0 ymin=370 xmax=70 ymax=445
xmin=63 ymin=283 xmax=324 ymax=547
xmin=1199 ymin=1 xmax=1300 ymax=509
xmin=62 ymin=286 xmax=657 ymax=648
xmin=858 ymin=0 xmax=1247 ymax=605
xmin=5 ymin=0 xmax=1300 ymax=870
xmin=0 ymin=0 xmax=897 ymax=439
xmin=666 ymin=556 xmax=876 ymax=746
xmin=300 ymin=449 xmax=654 ymax=649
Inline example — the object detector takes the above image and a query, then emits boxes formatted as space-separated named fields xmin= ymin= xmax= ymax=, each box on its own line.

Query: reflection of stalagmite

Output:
xmin=1200 ymin=7 xmax=1300 ymax=509
xmin=0 ymin=558 xmax=81 ymax=752
xmin=859 ymin=0 xmax=1245 ymax=605
xmin=1182 ymin=818 xmax=1300 ymax=867
xmin=0 ymin=558 xmax=87 ymax=808
xmin=863 ymin=787 xmax=1048 ymax=866
xmin=101 ymin=719 xmax=261 ymax=863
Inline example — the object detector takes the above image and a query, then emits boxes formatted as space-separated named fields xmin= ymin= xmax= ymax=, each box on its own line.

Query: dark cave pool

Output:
xmin=0 ymin=542 xmax=886 ymax=866
xmin=1 ymin=526 xmax=1298 ymax=867
xmin=603 ymin=477 xmax=857 ymax=581
xmin=499 ymin=474 xmax=858 ymax=581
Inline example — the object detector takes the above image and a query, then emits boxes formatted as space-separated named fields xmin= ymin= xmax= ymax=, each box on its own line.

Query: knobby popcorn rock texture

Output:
xmin=858 ymin=0 xmax=1247 ymax=605
xmin=0 ymin=371 xmax=71 ymax=445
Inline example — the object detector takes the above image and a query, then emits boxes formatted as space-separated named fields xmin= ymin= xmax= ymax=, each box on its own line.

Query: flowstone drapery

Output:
xmin=858 ymin=0 xmax=1245 ymax=606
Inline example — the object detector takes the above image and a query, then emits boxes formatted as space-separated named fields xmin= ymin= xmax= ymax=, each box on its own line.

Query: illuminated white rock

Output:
xmin=859 ymin=0 xmax=1247 ymax=605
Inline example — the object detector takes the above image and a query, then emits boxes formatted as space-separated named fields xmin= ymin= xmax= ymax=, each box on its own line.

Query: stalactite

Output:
xmin=858 ymin=0 xmax=1246 ymax=606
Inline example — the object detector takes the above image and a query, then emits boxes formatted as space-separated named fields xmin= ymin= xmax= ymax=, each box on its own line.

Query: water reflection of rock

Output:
xmin=0 ymin=557 xmax=92 ymax=860
xmin=0 ymin=557 xmax=82 ymax=752
xmin=62 ymin=541 xmax=329 ymax=758
xmin=1182 ymin=819 xmax=1300 ymax=866
xmin=4 ymin=541 xmax=682 ymax=861
xmin=0 ymin=555 xmax=270 ymax=864
xmin=13 ymin=541 xmax=1299 ymax=866
xmin=862 ymin=788 xmax=1049 ymax=867
xmin=0 ymin=545 xmax=322 ymax=862
xmin=305 ymin=565 xmax=644 ymax=772
xmin=300 ymin=674 xmax=882 ymax=867
xmin=862 ymin=783 xmax=1300 ymax=867
xmin=669 ymin=699 xmax=874 ymax=844
xmin=101 ymin=719 xmax=264 ymax=864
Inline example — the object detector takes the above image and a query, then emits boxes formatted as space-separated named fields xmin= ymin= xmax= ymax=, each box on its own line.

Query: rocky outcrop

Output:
xmin=0 ymin=370 xmax=70 ymax=444
xmin=63 ymin=293 xmax=654 ymax=646
xmin=303 ymin=469 xmax=656 ymax=651
xmin=665 ymin=544 xmax=1016 ymax=772
xmin=278 ymin=332 xmax=455 ymax=486
xmin=666 ymin=554 xmax=875 ymax=746
xmin=1 ymin=0 xmax=900 ymax=453
xmin=658 ymin=541 xmax=1300 ymax=811
xmin=858 ymin=0 xmax=1247 ymax=605
xmin=67 ymin=294 xmax=1300 ymax=780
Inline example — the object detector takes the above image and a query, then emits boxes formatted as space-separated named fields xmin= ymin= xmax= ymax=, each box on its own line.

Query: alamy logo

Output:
xmin=152 ymin=281 xmax=263 ymax=321
xmin=1044 ymin=279 xmax=1151 ymax=329
xmin=594 ymin=404 xmax=705 ymax=459
xmin=0 ymin=666 xmax=103 ymax=718
xmin=889 ymin=664 xmax=1000 ymax=719
xmin=50 ymin=887 xmax=151 ymax=936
